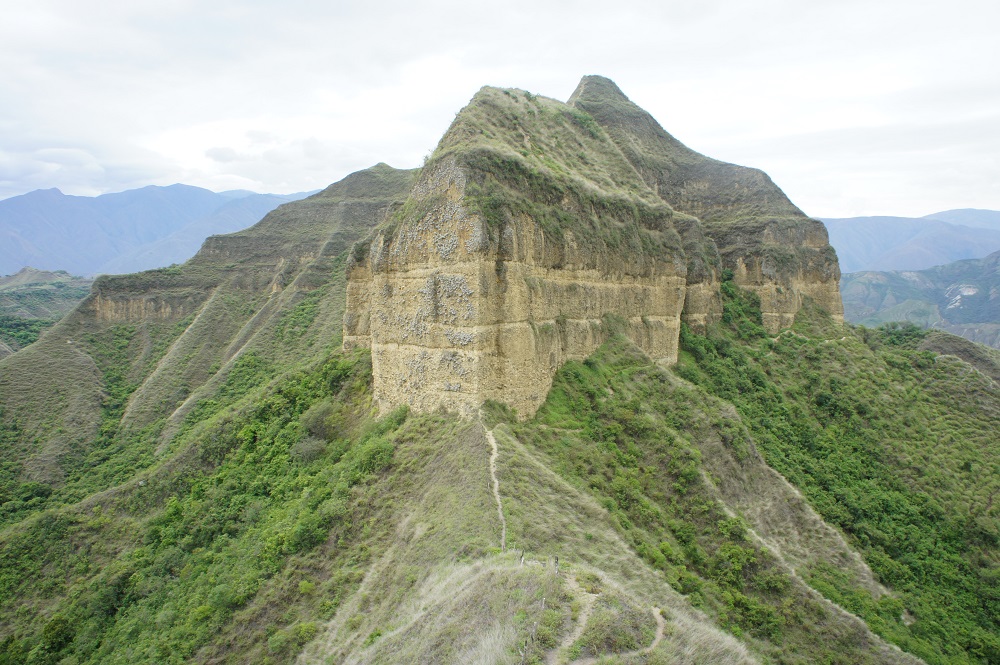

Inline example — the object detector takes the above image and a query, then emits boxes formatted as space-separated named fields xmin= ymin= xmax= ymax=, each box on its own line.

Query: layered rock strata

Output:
xmin=345 ymin=78 xmax=844 ymax=417
xmin=568 ymin=75 xmax=844 ymax=332
xmin=345 ymin=157 xmax=690 ymax=418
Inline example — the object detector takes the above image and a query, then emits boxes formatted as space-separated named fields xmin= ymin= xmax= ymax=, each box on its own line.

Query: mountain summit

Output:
xmin=345 ymin=76 xmax=842 ymax=417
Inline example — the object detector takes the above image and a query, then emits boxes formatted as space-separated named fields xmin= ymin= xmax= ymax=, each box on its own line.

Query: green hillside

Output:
xmin=841 ymin=249 xmax=1000 ymax=348
xmin=3 ymin=271 xmax=996 ymax=663
xmin=0 ymin=79 xmax=997 ymax=665
xmin=0 ymin=268 xmax=93 ymax=355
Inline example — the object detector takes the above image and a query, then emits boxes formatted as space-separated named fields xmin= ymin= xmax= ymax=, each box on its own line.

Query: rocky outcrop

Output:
xmin=345 ymin=78 xmax=844 ymax=418
xmin=345 ymin=154 xmax=688 ymax=418
xmin=568 ymin=75 xmax=843 ymax=331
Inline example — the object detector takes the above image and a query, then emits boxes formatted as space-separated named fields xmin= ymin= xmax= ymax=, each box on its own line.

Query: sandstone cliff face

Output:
xmin=569 ymin=75 xmax=843 ymax=332
xmin=346 ymin=155 xmax=688 ymax=418
xmin=345 ymin=78 xmax=844 ymax=418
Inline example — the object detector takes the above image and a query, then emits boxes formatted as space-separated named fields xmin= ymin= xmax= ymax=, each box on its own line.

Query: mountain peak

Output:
xmin=567 ymin=75 xmax=631 ymax=106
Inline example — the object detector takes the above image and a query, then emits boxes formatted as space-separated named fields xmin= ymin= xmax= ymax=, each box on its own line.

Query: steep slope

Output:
xmin=841 ymin=249 xmax=1000 ymax=348
xmin=0 ymin=163 xmax=417 ymax=492
xmin=0 ymin=268 xmax=93 ymax=352
xmin=569 ymin=75 xmax=843 ymax=331
xmin=6 ymin=284 xmax=993 ymax=664
xmin=824 ymin=216 xmax=1000 ymax=273
xmin=345 ymin=77 xmax=842 ymax=419
xmin=0 ymin=269 xmax=93 ymax=320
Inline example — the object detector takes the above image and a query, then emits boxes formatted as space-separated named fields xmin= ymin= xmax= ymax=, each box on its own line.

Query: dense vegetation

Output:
xmin=671 ymin=280 xmax=999 ymax=663
xmin=0 ymin=350 xmax=407 ymax=664
xmin=0 ymin=315 xmax=56 ymax=350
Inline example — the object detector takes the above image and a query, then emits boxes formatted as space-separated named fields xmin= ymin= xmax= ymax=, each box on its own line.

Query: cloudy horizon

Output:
xmin=2 ymin=0 xmax=997 ymax=218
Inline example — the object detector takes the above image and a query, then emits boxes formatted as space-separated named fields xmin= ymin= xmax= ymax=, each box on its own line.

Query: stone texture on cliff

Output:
xmin=346 ymin=86 xmax=703 ymax=417
xmin=569 ymin=75 xmax=843 ymax=332
xmin=345 ymin=78 xmax=845 ymax=418
xmin=346 ymin=80 xmax=844 ymax=418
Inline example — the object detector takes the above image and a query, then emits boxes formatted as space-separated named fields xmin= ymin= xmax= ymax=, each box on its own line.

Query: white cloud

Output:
xmin=0 ymin=0 xmax=997 ymax=216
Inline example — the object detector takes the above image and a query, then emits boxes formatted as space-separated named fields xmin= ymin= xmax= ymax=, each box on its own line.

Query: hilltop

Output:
xmin=346 ymin=76 xmax=841 ymax=417
xmin=0 ymin=268 xmax=93 ymax=357
xmin=0 ymin=77 xmax=996 ymax=664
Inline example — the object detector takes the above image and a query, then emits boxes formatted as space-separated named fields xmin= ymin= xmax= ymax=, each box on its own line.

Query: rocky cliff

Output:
xmin=345 ymin=77 xmax=843 ymax=417
xmin=568 ymin=76 xmax=843 ymax=332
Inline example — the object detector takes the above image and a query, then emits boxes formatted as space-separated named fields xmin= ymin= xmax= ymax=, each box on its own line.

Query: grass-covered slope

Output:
xmin=7 ymin=277 xmax=995 ymax=663
xmin=0 ymin=268 xmax=93 ymax=354
xmin=567 ymin=76 xmax=835 ymax=280
xmin=410 ymin=84 xmax=697 ymax=274
xmin=0 ymin=337 xmax=903 ymax=665
xmin=568 ymin=76 xmax=805 ymax=229
xmin=672 ymin=288 xmax=999 ymax=663
xmin=0 ymin=164 xmax=417 ymax=524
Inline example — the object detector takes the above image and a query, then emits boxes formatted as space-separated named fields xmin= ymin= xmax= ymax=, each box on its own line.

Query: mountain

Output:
xmin=823 ymin=215 xmax=1000 ymax=273
xmin=0 ymin=267 xmax=93 ymax=317
xmin=0 ymin=77 xmax=996 ymax=664
xmin=94 ymin=193 xmax=302 ymax=275
xmin=0 ymin=185 xmax=312 ymax=277
xmin=924 ymin=208 xmax=1000 ymax=231
xmin=840 ymin=248 xmax=1000 ymax=348
xmin=347 ymin=76 xmax=841 ymax=417
xmin=0 ymin=268 xmax=94 ymax=356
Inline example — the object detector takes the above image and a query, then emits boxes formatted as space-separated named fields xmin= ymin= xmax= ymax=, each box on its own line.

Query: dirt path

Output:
xmin=484 ymin=424 xmax=507 ymax=552
xmin=546 ymin=575 xmax=598 ymax=665
xmin=557 ymin=599 xmax=666 ymax=665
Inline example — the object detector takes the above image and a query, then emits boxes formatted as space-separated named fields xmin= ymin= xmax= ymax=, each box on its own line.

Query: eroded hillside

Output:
xmin=0 ymin=77 xmax=996 ymax=665
xmin=0 ymin=163 xmax=417 ymax=491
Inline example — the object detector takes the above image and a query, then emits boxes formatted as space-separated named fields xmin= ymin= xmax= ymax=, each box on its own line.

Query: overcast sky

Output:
xmin=1 ymin=0 xmax=997 ymax=217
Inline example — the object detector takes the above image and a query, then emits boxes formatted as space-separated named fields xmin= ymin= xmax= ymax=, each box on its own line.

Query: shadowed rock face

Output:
xmin=345 ymin=77 xmax=844 ymax=418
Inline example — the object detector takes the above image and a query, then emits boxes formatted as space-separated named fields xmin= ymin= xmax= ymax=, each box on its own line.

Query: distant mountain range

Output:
xmin=841 ymin=249 xmax=1000 ymax=348
xmin=830 ymin=208 xmax=1000 ymax=349
xmin=0 ymin=184 xmax=315 ymax=276
xmin=823 ymin=209 xmax=1000 ymax=273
